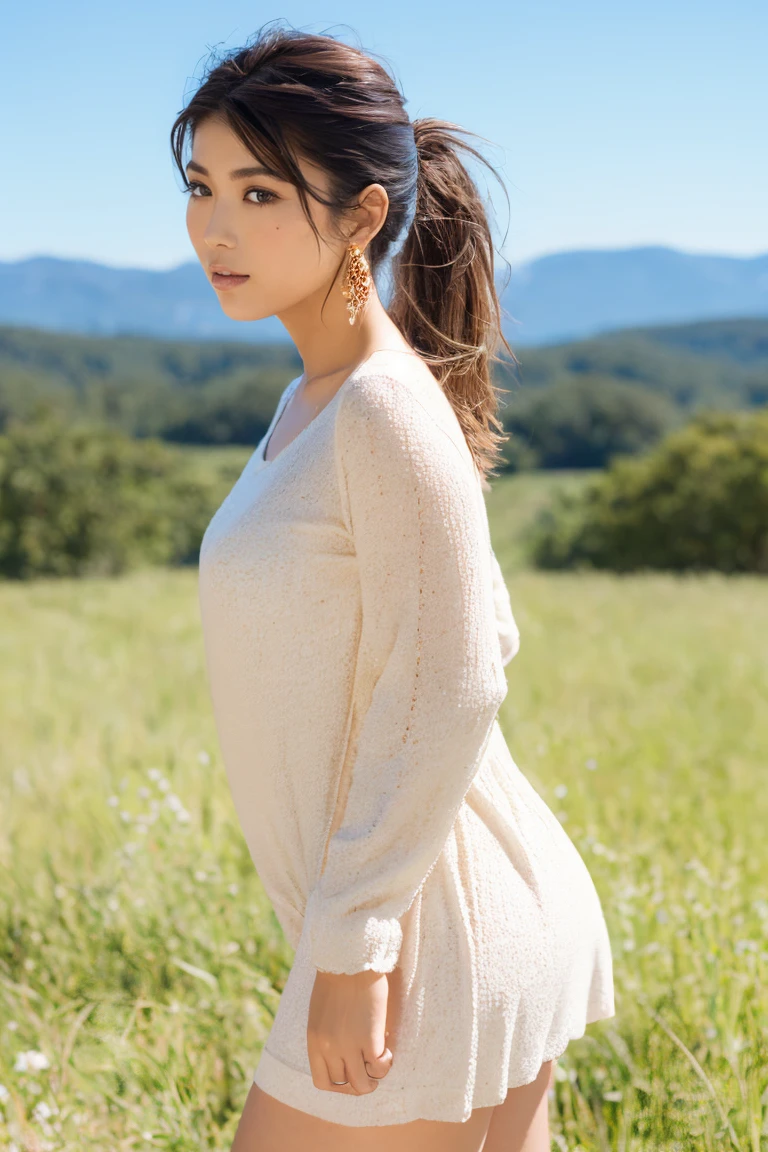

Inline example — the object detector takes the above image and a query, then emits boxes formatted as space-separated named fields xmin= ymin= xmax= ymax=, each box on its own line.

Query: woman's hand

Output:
xmin=307 ymin=968 xmax=394 ymax=1094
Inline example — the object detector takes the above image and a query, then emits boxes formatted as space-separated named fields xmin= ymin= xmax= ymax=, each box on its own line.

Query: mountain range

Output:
xmin=1 ymin=245 xmax=766 ymax=347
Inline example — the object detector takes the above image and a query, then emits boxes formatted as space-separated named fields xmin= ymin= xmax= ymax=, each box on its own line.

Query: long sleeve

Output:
xmin=490 ymin=546 xmax=520 ymax=666
xmin=303 ymin=373 xmax=509 ymax=975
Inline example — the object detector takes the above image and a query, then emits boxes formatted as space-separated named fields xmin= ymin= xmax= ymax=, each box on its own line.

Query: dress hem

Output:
xmin=252 ymin=1001 xmax=616 ymax=1127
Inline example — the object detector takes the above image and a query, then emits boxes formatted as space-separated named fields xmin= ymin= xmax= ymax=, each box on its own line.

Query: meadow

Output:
xmin=1 ymin=467 xmax=767 ymax=1151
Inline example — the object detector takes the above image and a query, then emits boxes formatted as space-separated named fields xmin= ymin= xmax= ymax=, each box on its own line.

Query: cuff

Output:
xmin=303 ymin=888 xmax=403 ymax=974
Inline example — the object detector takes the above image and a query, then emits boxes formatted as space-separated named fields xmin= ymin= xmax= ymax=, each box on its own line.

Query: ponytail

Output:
xmin=389 ymin=118 xmax=518 ymax=482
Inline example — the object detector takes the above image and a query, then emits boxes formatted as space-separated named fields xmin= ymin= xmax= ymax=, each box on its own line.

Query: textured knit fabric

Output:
xmin=197 ymin=348 xmax=615 ymax=1126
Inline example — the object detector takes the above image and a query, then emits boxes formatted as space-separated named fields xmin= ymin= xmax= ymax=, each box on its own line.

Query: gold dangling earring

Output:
xmin=341 ymin=243 xmax=372 ymax=325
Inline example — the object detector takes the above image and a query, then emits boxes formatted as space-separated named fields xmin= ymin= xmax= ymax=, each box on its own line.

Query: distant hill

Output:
xmin=502 ymin=316 xmax=768 ymax=410
xmin=500 ymin=246 xmax=768 ymax=345
xmin=0 ymin=256 xmax=287 ymax=345
xmin=0 ymin=316 xmax=765 ymax=446
xmin=1 ymin=245 xmax=766 ymax=347
xmin=0 ymin=325 xmax=302 ymax=442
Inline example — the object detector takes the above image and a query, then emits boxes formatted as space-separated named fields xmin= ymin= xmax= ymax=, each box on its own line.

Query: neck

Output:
xmin=276 ymin=282 xmax=410 ymax=385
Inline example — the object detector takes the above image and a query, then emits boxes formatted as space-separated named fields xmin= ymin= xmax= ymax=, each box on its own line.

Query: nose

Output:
xmin=202 ymin=203 xmax=238 ymax=250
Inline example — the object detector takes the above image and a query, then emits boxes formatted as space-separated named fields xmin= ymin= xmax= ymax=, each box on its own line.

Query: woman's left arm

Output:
xmin=303 ymin=374 xmax=508 ymax=978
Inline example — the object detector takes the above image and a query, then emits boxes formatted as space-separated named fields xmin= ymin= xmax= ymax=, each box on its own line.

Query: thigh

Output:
xmin=230 ymin=1082 xmax=495 ymax=1152
xmin=482 ymin=1059 xmax=554 ymax=1152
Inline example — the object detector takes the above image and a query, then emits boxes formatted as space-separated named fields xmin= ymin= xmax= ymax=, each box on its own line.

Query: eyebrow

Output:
xmin=185 ymin=160 xmax=279 ymax=180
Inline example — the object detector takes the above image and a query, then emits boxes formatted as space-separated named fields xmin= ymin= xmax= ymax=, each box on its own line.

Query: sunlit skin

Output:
xmin=186 ymin=114 xmax=556 ymax=1150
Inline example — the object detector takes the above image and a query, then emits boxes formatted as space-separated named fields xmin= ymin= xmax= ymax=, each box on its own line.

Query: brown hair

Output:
xmin=170 ymin=21 xmax=518 ymax=481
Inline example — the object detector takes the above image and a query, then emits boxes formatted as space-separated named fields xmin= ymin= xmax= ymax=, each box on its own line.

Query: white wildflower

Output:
xmin=33 ymin=1100 xmax=58 ymax=1121
xmin=14 ymin=1050 xmax=50 ymax=1073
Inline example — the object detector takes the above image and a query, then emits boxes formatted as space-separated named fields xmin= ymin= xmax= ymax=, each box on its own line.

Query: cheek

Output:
xmin=273 ymin=202 xmax=331 ymax=268
xmin=251 ymin=216 xmax=330 ymax=288
xmin=186 ymin=201 xmax=204 ymax=248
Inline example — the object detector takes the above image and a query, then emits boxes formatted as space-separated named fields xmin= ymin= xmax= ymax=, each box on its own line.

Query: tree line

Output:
xmin=0 ymin=317 xmax=766 ymax=577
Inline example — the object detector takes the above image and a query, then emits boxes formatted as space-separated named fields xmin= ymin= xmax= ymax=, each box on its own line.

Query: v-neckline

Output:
xmin=257 ymin=348 xmax=414 ymax=470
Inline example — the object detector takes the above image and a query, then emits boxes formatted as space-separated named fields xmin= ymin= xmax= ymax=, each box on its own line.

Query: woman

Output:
xmin=174 ymin=23 xmax=615 ymax=1152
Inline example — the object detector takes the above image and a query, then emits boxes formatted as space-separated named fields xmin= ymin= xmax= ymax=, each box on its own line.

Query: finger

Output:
xmin=364 ymin=1044 xmax=394 ymax=1081
xmin=345 ymin=1048 xmax=379 ymax=1095
xmin=307 ymin=1047 xmax=352 ymax=1095
xmin=326 ymin=1053 xmax=356 ymax=1094
xmin=307 ymin=1045 xmax=333 ymax=1091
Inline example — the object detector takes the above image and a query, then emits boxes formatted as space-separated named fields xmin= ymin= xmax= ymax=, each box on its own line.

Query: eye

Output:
xmin=245 ymin=187 xmax=278 ymax=206
xmin=184 ymin=180 xmax=209 ymax=198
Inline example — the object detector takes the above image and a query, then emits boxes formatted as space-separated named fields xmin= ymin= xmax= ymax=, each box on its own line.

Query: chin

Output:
xmin=217 ymin=291 xmax=281 ymax=323
xmin=217 ymin=301 xmax=268 ymax=322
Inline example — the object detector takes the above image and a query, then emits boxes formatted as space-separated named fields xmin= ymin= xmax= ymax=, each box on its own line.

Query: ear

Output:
xmin=346 ymin=182 xmax=390 ymax=248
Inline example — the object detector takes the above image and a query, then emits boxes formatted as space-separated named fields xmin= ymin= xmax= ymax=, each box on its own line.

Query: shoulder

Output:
xmin=336 ymin=357 xmax=475 ymax=480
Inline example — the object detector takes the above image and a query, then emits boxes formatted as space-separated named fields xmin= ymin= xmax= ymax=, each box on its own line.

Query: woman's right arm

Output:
xmin=490 ymin=545 xmax=520 ymax=666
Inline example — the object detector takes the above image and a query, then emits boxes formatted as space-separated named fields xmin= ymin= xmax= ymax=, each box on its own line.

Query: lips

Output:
xmin=211 ymin=270 xmax=250 ymax=290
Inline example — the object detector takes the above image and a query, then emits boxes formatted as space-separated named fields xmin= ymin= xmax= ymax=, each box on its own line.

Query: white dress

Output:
xmin=197 ymin=349 xmax=615 ymax=1127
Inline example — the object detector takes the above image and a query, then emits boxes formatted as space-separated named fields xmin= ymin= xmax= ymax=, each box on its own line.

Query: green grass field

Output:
xmin=1 ymin=470 xmax=767 ymax=1150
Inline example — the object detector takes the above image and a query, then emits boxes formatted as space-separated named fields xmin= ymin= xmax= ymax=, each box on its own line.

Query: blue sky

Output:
xmin=2 ymin=0 xmax=766 ymax=271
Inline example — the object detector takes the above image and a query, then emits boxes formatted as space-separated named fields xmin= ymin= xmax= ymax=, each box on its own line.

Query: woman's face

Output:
xmin=185 ymin=115 xmax=349 ymax=323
